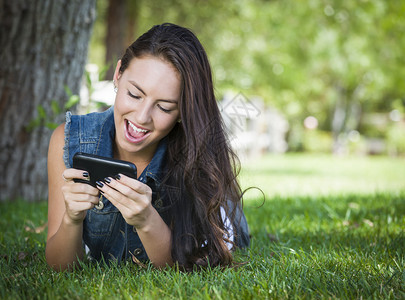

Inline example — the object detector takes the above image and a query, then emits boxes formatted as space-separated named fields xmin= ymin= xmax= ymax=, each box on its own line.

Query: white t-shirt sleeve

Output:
xmin=220 ymin=206 xmax=234 ymax=250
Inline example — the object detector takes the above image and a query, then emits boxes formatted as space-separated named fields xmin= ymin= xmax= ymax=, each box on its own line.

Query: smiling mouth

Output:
xmin=125 ymin=119 xmax=151 ymax=143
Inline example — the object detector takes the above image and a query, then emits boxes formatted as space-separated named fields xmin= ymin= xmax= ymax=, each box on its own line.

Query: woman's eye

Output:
xmin=157 ymin=104 xmax=172 ymax=113
xmin=127 ymin=91 xmax=141 ymax=100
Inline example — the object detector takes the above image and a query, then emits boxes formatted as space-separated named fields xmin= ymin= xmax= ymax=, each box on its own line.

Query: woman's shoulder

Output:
xmin=62 ymin=107 xmax=116 ymax=167
xmin=50 ymin=123 xmax=66 ymax=146
xmin=48 ymin=123 xmax=66 ymax=165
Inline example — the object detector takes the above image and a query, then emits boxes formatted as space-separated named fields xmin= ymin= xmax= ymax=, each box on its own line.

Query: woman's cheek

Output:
xmin=115 ymin=95 xmax=133 ymax=115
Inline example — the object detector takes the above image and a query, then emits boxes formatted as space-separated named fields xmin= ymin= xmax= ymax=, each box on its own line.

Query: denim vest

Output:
xmin=64 ymin=106 xmax=250 ymax=264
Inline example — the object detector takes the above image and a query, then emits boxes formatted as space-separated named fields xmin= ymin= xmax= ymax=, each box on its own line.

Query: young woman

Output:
xmin=46 ymin=23 xmax=249 ymax=271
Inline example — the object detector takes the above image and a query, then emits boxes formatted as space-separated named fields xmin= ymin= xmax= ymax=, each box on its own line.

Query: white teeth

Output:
xmin=128 ymin=121 xmax=148 ymax=133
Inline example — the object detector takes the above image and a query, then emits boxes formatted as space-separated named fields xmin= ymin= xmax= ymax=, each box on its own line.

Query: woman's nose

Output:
xmin=136 ymin=100 xmax=153 ymax=124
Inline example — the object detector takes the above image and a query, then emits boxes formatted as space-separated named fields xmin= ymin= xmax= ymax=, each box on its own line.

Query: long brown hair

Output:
xmin=119 ymin=23 xmax=243 ymax=270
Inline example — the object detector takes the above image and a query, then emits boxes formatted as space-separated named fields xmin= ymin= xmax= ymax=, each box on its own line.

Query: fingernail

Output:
xmin=104 ymin=177 xmax=111 ymax=184
xmin=83 ymin=172 xmax=89 ymax=178
xmin=114 ymin=174 xmax=121 ymax=180
xmin=96 ymin=181 xmax=104 ymax=188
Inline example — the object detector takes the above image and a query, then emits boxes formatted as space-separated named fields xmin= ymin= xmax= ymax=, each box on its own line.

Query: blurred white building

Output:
xmin=220 ymin=92 xmax=288 ymax=158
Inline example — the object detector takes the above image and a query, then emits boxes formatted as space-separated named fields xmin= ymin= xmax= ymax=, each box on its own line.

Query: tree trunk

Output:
xmin=331 ymin=84 xmax=348 ymax=154
xmin=105 ymin=0 xmax=127 ymax=80
xmin=104 ymin=0 xmax=140 ymax=80
xmin=0 ymin=0 xmax=96 ymax=201
xmin=125 ymin=0 xmax=140 ymax=47
xmin=331 ymin=83 xmax=363 ymax=154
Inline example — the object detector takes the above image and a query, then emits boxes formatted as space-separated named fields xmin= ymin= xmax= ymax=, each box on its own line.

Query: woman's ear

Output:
xmin=113 ymin=60 xmax=122 ymax=83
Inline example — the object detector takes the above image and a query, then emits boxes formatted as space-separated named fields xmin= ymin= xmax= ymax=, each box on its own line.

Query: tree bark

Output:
xmin=105 ymin=0 xmax=127 ymax=79
xmin=0 ymin=0 xmax=96 ymax=201
xmin=104 ymin=0 xmax=140 ymax=80
xmin=125 ymin=0 xmax=140 ymax=47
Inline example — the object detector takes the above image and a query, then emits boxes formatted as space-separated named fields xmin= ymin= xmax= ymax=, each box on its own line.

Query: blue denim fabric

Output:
xmin=64 ymin=106 xmax=249 ymax=264
xmin=64 ymin=106 xmax=170 ymax=263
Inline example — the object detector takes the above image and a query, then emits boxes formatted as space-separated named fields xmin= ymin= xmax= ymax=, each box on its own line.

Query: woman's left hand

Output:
xmin=96 ymin=174 xmax=153 ymax=230
xmin=97 ymin=174 xmax=173 ymax=267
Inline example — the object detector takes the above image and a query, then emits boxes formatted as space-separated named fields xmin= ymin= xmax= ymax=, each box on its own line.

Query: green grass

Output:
xmin=1 ymin=154 xmax=404 ymax=299
xmin=240 ymin=153 xmax=405 ymax=198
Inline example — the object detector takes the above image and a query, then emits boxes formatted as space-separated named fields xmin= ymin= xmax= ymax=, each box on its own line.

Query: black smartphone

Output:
xmin=72 ymin=152 xmax=137 ymax=187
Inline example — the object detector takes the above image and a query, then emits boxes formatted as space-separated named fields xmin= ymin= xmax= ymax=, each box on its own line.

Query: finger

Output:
xmin=63 ymin=168 xmax=90 ymax=181
xmin=64 ymin=192 xmax=100 ymax=205
xmin=115 ymin=174 xmax=151 ymax=194
xmin=96 ymin=180 xmax=133 ymax=209
xmin=102 ymin=176 xmax=152 ymax=207
xmin=65 ymin=200 xmax=96 ymax=217
xmin=66 ymin=181 xmax=100 ymax=197
xmin=100 ymin=178 xmax=153 ymax=220
xmin=104 ymin=177 xmax=137 ymax=199
xmin=96 ymin=183 xmax=132 ymax=216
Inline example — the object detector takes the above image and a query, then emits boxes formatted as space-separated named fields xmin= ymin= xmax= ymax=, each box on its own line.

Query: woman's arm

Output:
xmin=135 ymin=204 xmax=173 ymax=268
xmin=96 ymin=175 xmax=173 ymax=268
xmin=45 ymin=124 xmax=99 ymax=271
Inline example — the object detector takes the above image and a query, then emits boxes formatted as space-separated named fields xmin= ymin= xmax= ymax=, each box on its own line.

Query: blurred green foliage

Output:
xmin=302 ymin=130 xmax=333 ymax=153
xmin=88 ymin=0 xmax=405 ymax=153
xmin=25 ymin=87 xmax=80 ymax=132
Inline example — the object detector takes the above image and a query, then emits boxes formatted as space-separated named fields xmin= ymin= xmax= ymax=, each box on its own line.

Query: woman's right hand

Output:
xmin=61 ymin=168 xmax=100 ymax=224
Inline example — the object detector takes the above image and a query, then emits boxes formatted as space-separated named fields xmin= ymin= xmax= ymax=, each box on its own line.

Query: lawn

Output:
xmin=1 ymin=153 xmax=404 ymax=299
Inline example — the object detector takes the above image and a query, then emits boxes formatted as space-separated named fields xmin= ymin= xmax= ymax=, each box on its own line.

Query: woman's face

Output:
xmin=113 ymin=56 xmax=181 ymax=160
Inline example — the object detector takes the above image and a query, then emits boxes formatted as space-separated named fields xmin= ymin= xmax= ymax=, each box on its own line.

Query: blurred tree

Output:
xmin=87 ymin=0 xmax=405 ymax=153
xmin=104 ymin=0 xmax=140 ymax=79
xmin=0 ymin=0 xmax=96 ymax=201
xmin=299 ymin=0 xmax=405 ymax=152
